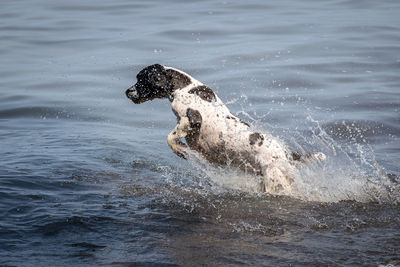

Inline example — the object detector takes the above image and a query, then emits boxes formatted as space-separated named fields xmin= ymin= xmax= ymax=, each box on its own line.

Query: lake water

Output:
xmin=1 ymin=0 xmax=399 ymax=266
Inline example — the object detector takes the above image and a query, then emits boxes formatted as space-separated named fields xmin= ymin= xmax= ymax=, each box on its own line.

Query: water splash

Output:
xmin=171 ymin=113 xmax=399 ymax=203
xmin=287 ymin=115 xmax=399 ymax=203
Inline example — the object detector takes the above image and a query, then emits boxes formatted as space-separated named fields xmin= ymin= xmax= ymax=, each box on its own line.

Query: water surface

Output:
xmin=1 ymin=0 xmax=399 ymax=266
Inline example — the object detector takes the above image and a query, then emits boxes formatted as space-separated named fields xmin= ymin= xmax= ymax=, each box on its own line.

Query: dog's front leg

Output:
xmin=167 ymin=117 xmax=189 ymax=159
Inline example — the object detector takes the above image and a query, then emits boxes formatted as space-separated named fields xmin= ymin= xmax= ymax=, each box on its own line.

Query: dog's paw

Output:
xmin=176 ymin=117 xmax=189 ymax=137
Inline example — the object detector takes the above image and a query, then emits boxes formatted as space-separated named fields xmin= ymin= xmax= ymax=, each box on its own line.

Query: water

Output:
xmin=1 ymin=0 xmax=399 ymax=265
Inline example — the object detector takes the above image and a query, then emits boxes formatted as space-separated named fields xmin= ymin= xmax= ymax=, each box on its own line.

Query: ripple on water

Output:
xmin=1 ymin=0 xmax=400 ymax=265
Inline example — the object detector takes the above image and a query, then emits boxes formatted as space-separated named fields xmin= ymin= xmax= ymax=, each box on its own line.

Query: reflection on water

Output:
xmin=0 ymin=0 xmax=399 ymax=265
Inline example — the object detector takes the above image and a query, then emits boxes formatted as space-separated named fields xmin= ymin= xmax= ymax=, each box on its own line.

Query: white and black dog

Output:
xmin=126 ymin=64 xmax=325 ymax=193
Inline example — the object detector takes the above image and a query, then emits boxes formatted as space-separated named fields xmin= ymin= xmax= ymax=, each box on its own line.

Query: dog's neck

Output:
xmin=164 ymin=66 xmax=204 ymax=102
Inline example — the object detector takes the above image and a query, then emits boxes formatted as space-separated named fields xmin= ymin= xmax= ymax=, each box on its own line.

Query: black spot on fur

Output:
xmin=249 ymin=132 xmax=264 ymax=146
xmin=185 ymin=108 xmax=203 ymax=152
xmin=186 ymin=108 xmax=202 ymax=129
xmin=292 ymin=152 xmax=302 ymax=161
xmin=207 ymin=145 xmax=263 ymax=176
xmin=293 ymin=152 xmax=320 ymax=162
xmin=194 ymin=141 xmax=263 ymax=176
xmin=185 ymin=118 xmax=263 ymax=176
xmin=226 ymin=115 xmax=250 ymax=128
xmin=290 ymin=152 xmax=319 ymax=162
xmin=166 ymin=69 xmax=191 ymax=90
xmin=240 ymin=120 xmax=250 ymax=127
xmin=188 ymin=85 xmax=216 ymax=103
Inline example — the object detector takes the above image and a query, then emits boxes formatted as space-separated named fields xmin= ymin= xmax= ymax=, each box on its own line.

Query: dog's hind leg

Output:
xmin=167 ymin=117 xmax=190 ymax=159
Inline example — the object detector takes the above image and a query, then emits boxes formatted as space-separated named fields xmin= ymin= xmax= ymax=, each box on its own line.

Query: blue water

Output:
xmin=1 ymin=0 xmax=399 ymax=265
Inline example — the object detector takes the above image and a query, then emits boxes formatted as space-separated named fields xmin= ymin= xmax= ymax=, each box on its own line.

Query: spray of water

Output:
xmin=182 ymin=124 xmax=398 ymax=203
xmin=167 ymin=99 xmax=400 ymax=203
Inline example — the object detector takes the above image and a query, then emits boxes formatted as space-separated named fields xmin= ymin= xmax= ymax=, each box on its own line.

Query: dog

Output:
xmin=125 ymin=64 xmax=325 ymax=193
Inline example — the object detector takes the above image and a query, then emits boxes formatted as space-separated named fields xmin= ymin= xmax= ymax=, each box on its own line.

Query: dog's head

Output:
xmin=126 ymin=64 xmax=173 ymax=104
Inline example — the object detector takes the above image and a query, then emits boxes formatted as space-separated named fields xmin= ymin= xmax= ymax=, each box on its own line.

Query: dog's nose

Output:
xmin=125 ymin=86 xmax=138 ymax=99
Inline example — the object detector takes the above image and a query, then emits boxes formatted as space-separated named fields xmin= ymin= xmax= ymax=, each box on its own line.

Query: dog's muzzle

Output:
xmin=125 ymin=86 xmax=139 ymax=101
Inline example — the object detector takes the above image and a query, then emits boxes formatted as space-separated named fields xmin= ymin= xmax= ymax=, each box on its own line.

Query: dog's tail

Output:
xmin=291 ymin=151 xmax=326 ymax=163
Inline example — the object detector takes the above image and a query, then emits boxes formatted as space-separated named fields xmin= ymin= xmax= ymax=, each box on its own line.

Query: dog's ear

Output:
xmin=165 ymin=69 xmax=191 ymax=90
